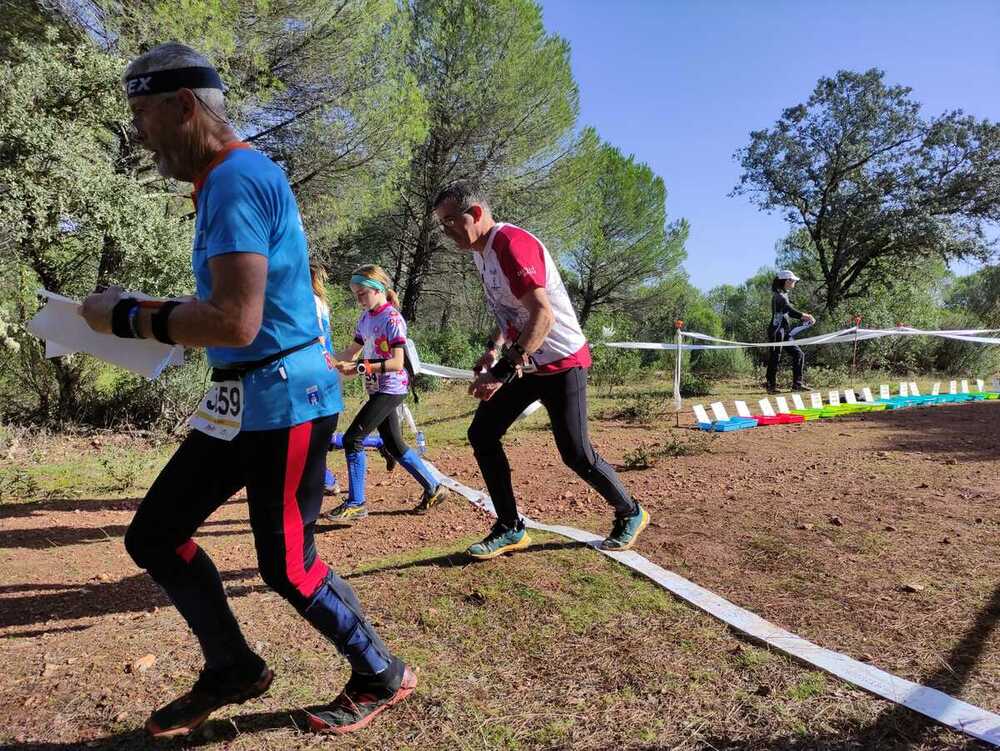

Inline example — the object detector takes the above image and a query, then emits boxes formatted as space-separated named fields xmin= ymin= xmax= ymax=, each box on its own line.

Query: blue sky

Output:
xmin=539 ymin=0 xmax=1000 ymax=292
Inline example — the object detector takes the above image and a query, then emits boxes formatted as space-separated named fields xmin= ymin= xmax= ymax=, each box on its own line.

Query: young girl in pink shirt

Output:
xmin=327 ymin=265 xmax=448 ymax=523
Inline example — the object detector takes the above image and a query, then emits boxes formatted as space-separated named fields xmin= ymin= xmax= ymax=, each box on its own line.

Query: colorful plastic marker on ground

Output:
xmin=750 ymin=414 xmax=805 ymax=426
xmin=695 ymin=382 xmax=996 ymax=432
xmin=710 ymin=416 xmax=758 ymax=432
xmin=789 ymin=408 xmax=825 ymax=421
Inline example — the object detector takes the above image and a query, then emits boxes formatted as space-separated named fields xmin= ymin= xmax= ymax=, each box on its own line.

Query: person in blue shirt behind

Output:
xmin=310 ymin=261 xmax=341 ymax=496
xmin=81 ymin=43 xmax=414 ymax=738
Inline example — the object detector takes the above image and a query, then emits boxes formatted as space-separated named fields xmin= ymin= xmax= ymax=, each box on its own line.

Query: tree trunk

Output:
xmin=577 ymin=276 xmax=596 ymax=327
xmin=51 ymin=358 xmax=83 ymax=421
xmin=400 ymin=215 xmax=434 ymax=321
xmin=96 ymin=235 xmax=124 ymax=289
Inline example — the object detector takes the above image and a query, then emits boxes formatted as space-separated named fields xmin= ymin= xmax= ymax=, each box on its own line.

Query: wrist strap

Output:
xmin=489 ymin=357 xmax=518 ymax=384
xmin=127 ymin=305 xmax=144 ymax=339
xmin=151 ymin=301 xmax=182 ymax=345
xmin=111 ymin=298 xmax=139 ymax=339
xmin=502 ymin=340 xmax=526 ymax=365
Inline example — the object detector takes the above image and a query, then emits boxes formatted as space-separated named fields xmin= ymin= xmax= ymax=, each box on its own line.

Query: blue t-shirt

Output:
xmin=192 ymin=147 xmax=343 ymax=430
xmin=314 ymin=295 xmax=334 ymax=356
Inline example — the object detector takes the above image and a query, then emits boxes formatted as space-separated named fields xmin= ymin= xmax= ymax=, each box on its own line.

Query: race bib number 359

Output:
xmin=189 ymin=380 xmax=243 ymax=440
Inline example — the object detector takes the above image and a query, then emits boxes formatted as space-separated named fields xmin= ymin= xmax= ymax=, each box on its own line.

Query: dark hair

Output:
xmin=432 ymin=180 xmax=491 ymax=212
xmin=771 ymin=277 xmax=786 ymax=293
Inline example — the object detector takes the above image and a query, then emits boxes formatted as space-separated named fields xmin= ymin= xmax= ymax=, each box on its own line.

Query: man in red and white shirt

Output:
xmin=433 ymin=181 xmax=649 ymax=558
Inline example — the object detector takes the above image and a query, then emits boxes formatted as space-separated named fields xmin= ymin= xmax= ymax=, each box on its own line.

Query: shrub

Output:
xmin=603 ymin=393 xmax=659 ymax=424
xmin=679 ymin=372 xmax=712 ymax=397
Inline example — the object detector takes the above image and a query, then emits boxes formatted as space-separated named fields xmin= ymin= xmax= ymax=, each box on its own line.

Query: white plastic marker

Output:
xmin=514 ymin=401 xmax=542 ymax=422
xmin=932 ymin=382 xmax=941 ymax=396
xmin=791 ymin=394 xmax=806 ymax=410
xmin=828 ymin=390 xmax=841 ymax=406
xmin=422 ymin=462 xmax=1000 ymax=748
xmin=710 ymin=402 xmax=730 ymax=422
xmin=810 ymin=392 xmax=824 ymax=409
xmin=961 ymin=379 xmax=970 ymax=394
xmin=950 ymin=380 xmax=958 ymax=394
xmin=899 ymin=382 xmax=909 ymax=397
xmin=909 ymin=382 xmax=920 ymax=396
xmin=692 ymin=404 xmax=712 ymax=426
xmin=758 ymin=398 xmax=777 ymax=417
xmin=861 ymin=387 xmax=875 ymax=403
xmin=514 ymin=400 xmax=544 ymax=423
xmin=397 ymin=404 xmax=419 ymax=435
xmin=774 ymin=396 xmax=791 ymax=414
xmin=844 ymin=389 xmax=857 ymax=404
xmin=734 ymin=400 xmax=752 ymax=418
xmin=880 ymin=384 xmax=892 ymax=400
xmin=977 ymin=378 xmax=985 ymax=392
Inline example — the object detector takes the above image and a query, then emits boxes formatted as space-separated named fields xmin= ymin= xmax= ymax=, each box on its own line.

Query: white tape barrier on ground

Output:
xmin=422 ymin=461 xmax=1000 ymax=747
xmin=608 ymin=325 xmax=1000 ymax=352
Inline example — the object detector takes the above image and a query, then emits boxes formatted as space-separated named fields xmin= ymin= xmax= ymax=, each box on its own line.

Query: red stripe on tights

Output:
xmin=282 ymin=421 xmax=329 ymax=597
xmin=175 ymin=539 xmax=198 ymax=564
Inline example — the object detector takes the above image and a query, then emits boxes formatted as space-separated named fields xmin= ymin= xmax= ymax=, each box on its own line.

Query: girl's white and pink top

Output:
xmin=354 ymin=302 xmax=409 ymax=395
xmin=473 ymin=223 xmax=591 ymax=373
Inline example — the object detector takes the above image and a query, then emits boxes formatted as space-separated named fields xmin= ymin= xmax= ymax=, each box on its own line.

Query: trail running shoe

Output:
xmin=145 ymin=656 xmax=273 ymax=738
xmin=306 ymin=661 xmax=417 ymax=734
xmin=324 ymin=481 xmax=342 ymax=496
xmin=327 ymin=502 xmax=369 ymax=526
xmin=466 ymin=521 xmax=531 ymax=560
xmin=413 ymin=484 xmax=450 ymax=514
xmin=600 ymin=503 xmax=650 ymax=552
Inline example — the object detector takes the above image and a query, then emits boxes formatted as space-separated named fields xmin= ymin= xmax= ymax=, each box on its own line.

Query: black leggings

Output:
xmin=467 ymin=367 xmax=636 ymax=527
xmin=342 ymin=392 xmax=409 ymax=457
xmin=765 ymin=326 xmax=805 ymax=388
xmin=125 ymin=415 xmax=392 ymax=675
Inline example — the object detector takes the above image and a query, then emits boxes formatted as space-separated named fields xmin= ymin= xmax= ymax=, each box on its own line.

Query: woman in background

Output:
xmin=765 ymin=269 xmax=815 ymax=394
xmin=311 ymin=262 xmax=340 ymax=495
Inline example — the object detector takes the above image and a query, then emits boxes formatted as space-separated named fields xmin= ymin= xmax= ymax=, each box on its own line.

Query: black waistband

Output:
xmin=211 ymin=338 xmax=319 ymax=381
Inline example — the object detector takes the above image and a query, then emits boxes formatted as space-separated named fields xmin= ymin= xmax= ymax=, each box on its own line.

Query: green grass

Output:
xmin=787 ymin=672 xmax=828 ymax=701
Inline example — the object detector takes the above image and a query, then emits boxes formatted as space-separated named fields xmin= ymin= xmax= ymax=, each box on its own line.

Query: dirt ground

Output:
xmin=1 ymin=400 xmax=998 ymax=750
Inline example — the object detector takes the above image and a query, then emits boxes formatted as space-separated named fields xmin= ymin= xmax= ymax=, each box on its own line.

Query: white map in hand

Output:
xmin=27 ymin=290 xmax=184 ymax=380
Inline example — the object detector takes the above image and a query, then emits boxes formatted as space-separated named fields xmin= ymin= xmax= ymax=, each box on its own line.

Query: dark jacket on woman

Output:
xmin=770 ymin=290 xmax=804 ymax=334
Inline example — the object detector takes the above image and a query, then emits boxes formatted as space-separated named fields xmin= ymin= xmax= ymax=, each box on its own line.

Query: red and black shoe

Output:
xmin=145 ymin=655 xmax=273 ymax=738
xmin=306 ymin=659 xmax=417 ymax=734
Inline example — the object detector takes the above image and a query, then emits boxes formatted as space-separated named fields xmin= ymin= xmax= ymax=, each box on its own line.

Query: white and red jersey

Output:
xmin=473 ymin=223 xmax=591 ymax=373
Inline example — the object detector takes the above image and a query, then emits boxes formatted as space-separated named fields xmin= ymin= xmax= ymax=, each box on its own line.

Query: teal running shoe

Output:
xmin=467 ymin=521 xmax=531 ymax=560
xmin=600 ymin=503 xmax=650 ymax=551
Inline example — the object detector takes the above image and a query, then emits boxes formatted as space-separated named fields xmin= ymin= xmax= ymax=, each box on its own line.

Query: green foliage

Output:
xmin=555 ymin=128 xmax=688 ymax=327
xmin=679 ymin=372 xmax=712 ymax=398
xmin=0 ymin=466 xmax=41 ymax=503
xmin=583 ymin=312 xmax=643 ymax=396
xmin=948 ymin=264 xmax=1000 ymax=327
xmin=411 ymin=325 xmax=479 ymax=369
xmin=622 ymin=433 xmax=712 ymax=469
xmin=735 ymin=68 xmax=1000 ymax=312
xmin=350 ymin=0 xmax=580 ymax=322
xmin=97 ymin=450 xmax=150 ymax=493
xmin=622 ymin=443 xmax=655 ymax=470
xmin=602 ymin=393 xmax=659 ymax=425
